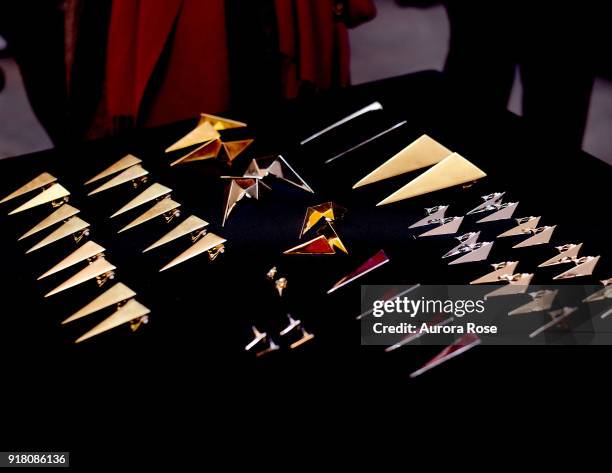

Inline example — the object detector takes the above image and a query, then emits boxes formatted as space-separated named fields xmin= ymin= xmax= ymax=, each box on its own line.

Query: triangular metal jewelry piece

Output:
xmin=169 ymin=138 xmax=222 ymax=166
xmin=26 ymin=216 xmax=90 ymax=254
xmin=299 ymin=202 xmax=346 ymax=237
xmin=63 ymin=282 xmax=137 ymax=324
xmin=110 ymin=183 xmax=172 ymax=217
xmin=508 ymin=289 xmax=559 ymax=315
xmin=75 ymin=299 xmax=150 ymax=343
xmin=410 ymin=333 xmax=481 ymax=378
xmin=408 ymin=205 xmax=448 ymax=229
xmin=118 ymin=199 xmax=181 ymax=233
xmin=466 ymin=192 xmax=505 ymax=215
xmin=497 ymin=216 xmax=541 ymax=238
xmin=583 ymin=279 xmax=612 ymax=303
xmin=143 ymin=215 xmax=209 ymax=253
xmin=1 ymin=172 xmax=57 ymax=204
xmin=553 ymin=256 xmax=600 ymax=280
xmin=284 ymin=235 xmax=335 ymax=255
xmin=18 ymin=204 xmax=80 ymax=241
xmin=327 ymin=250 xmax=389 ymax=294
xmin=256 ymin=338 xmax=280 ymax=357
xmin=199 ymin=112 xmax=247 ymax=131
xmin=476 ymin=202 xmax=518 ymax=223
xmin=221 ymin=139 xmax=253 ymax=163
xmin=448 ymin=241 xmax=493 ymax=265
xmin=87 ymin=165 xmax=148 ymax=196
xmin=377 ymin=153 xmax=487 ymax=205
xmin=45 ymin=257 xmax=116 ymax=297
xmin=244 ymin=155 xmax=314 ymax=193
xmin=419 ymin=216 xmax=463 ymax=237
xmin=484 ymin=273 xmax=533 ymax=298
xmin=529 ymin=307 xmax=578 ymax=339
xmin=512 ymin=226 xmax=556 ymax=248
xmin=443 ymin=232 xmax=480 ymax=258
xmin=290 ymin=328 xmax=315 ymax=349
xmin=245 ymin=326 xmax=267 ymax=351
xmin=319 ymin=223 xmax=348 ymax=254
xmin=221 ymin=177 xmax=264 ymax=226
xmin=165 ymin=121 xmax=220 ymax=153
xmin=280 ymin=314 xmax=301 ymax=336
xmin=38 ymin=241 xmax=104 ymax=279
xmin=538 ymin=243 xmax=583 ymax=267
xmin=159 ymin=232 xmax=226 ymax=272
xmin=353 ymin=134 xmax=452 ymax=189
xmin=84 ymin=154 xmax=142 ymax=185
xmin=9 ymin=183 xmax=70 ymax=215
xmin=470 ymin=261 xmax=519 ymax=284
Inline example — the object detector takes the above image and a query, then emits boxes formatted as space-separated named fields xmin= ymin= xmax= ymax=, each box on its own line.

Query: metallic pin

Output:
xmin=199 ymin=113 xmax=247 ymax=131
xmin=18 ymin=204 xmax=80 ymax=241
xmin=75 ymin=299 xmax=150 ymax=343
xmin=1 ymin=172 xmax=57 ymax=204
xmin=143 ymin=215 xmax=209 ymax=253
xmin=553 ymin=256 xmax=600 ymax=280
xmin=290 ymin=328 xmax=315 ymax=349
xmin=245 ymin=326 xmax=267 ymax=351
xmin=508 ymin=289 xmax=559 ymax=315
xmin=443 ymin=232 xmax=481 ymax=258
xmin=275 ymin=278 xmax=288 ymax=296
xmin=408 ymin=205 xmax=449 ymax=229
xmin=170 ymin=138 xmax=223 ymax=166
xmin=221 ymin=176 xmax=269 ymax=226
xmin=84 ymin=155 xmax=142 ymax=185
xmin=87 ymin=165 xmax=149 ymax=196
xmin=467 ymin=192 xmax=505 ymax=215
xmin=266 ymin=267 xmax=278 ymax=280
xmin=118 ymin=199 xmax=181 ymax=233
xmin=300 ymin=101 xmax=383 ymax=145
xmin=299 ymin=202 xmax=346 ymax=237
xmin=512 ymin=226 xmax=556 ymax=248
xmin=26 ymin=216 xmax=90 ymax=254
xmin=538 ymin=243 xmax=583 ymax=267
xmin=9 ymin=183 xmax=70 ymax=215
xmin=484 ymin=273 xmax=533 ymax=298
xmin=45 ymin=257 xmax=116 ymax=297
xmin=244 ymin=155 xmax=314 ymax=193
xmin=529 ymin=307 xmax=578 ymax=339
xmin=419 ymin=217 xmax=463 ymax=237
xmin=385 ymin=316 xmax=454 ymax=352
xmin=410 ymin=333 xmax=481 ymax=378
xmin=328 ymin=250 xmax=389 ymax=294
xmin=159 ymin=232 xmax=226 ymax=272
xmin=470 ymin=261 xmax=519 ymax=284
xmin=448 ymin=241 xmax=493 ymax=265
xmin=63 ymin=282 xmax=137 ymax=324
xmin=280 ymin=314 xmax=301 ymax=335
xmin=38 ymin=241 xmax=104 ymax=280
xmin=165 ymin=120 xmax=220 ymax=153
xmin=476 ymin=202 xmax=518 ymax=223
xmin=497 ymin=216 xmax=541 ymax=238
xmin=583 ymin=279 xmax=612 ymax=303
xmin=110 ymin=183 xmax=172 ymax=218
xmin=285 ymin=223 xmax=347 ymax=255
xmin=221 ymin=139 xmax=254 ymax=163
xmin=256 ymin=338 xmax=280 ymax=357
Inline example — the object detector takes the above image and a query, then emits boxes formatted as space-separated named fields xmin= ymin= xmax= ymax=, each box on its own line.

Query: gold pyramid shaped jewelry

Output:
xmin=118 ymin=198 xmax=181 ymax=233
xmin=199 ymin=113 xmax=247 ymax=131
xmin=377 ymin=153 xmax=487 ymax=206
xmin=87 ymin=165 xmax=148 ymax=196
xmin=353 ymin=135 xmax=452 ymax=189
xmin=170 ymin=139 xmax=222 ymax=166
xmin=63 ymin=282 xmax=136 ymax=324
xmin=1 ymin=172 xmax=57 ymax=204
xmin=110 ymin=183 xmax=172 ymax=218
xmin=143 ymin=215 xmax=208 ymax=253
xmin=75 ymin=299 xmax=150 ymax=343
xmin=84 ymin=154 xmax=142 ymax=185
xmin=221 ymin=139 xmax=254 ymax=163
xmin=45 ymin=257 xmax=116 ymax=297
xmin=165 ymin=121 xmax=220 ymax=153
xmin=9 ymin=183 xmax=70 ymax=215
xmin=26 ymin=216 xmax=90 ymax=253
xmin=18 ymin=204 xmax=80 ymax=241
xmin=160 ymin=232 xmax=226 ymax=272
xmin=38 ymin=241 xmax=105 ymax=280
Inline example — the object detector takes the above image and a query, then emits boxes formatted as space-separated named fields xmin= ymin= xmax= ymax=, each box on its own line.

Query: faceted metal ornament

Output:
xmin=300 ymin=101 xmax=383 ymax=145
xmin=165 ymin=120 xmax=220 ymax=153
xmin=280 ymin=314 xmax=301 ymax=336
xmin=467 ymin=192 xmax=505 ymax=215
xmin=513 ymin=226 xmax=556 ymax=248
xmin=88 ymin=165 xmax=148 ymax=196
xmin=290 ymin=328 xmax=315 ymax=349
xmin=299 ymin=202 xmax=346 ymax=237
xmin=170 ymin=139 xmax=222 ymax=166
xmin=538 ymin=243 xmax=583 ymax=267
xmin=9 ymin=183 xmax=70 ymax=215
xmin=84 ymin=155 xmax=142 ymax=185
xmin=143 ymin=215 xmax=209 ymax=253
xmin=484 ymin=273 xmax=533 ymax=298
xmin=110 ymin=183 xmax=172 ymax=217
xmin=530 ymin=307 xmax=578 ymax=339
xmin=284 ymin=223 xmax=347 ymax=255
xmin=45 ymin=258 xmax=116 ymax=297
xmin=244 ymin=155 xmax=314 ymax=193
xmin=159 ymin=232 xmax=226 ymax=272
xmin=419 ymin=216 xmax=463 ymax=237
xmin=443 ymin=232 xmax=481 ymax=258
xmin=470 ymin=261 xmax=519 ymax=284
xmin=583 ymin=279 xmax=612 ymax=303
xmin=553 ymin=256 xmax=600 ymax=280
xmin=199 ymin=113 xmax=247 ymax=131
xmin=18 ymin=204 xmax=80 ymax=241
xmin=221 ymin=177 xmax=268 ymax=226
xmin=245 ymin=326 xmax=267 ymax=351
xmin=26 ymin=216 xmax=90 ymax=254
xmin=38 ymin=241 xmax=105 ymax=280
xmin=508 ymin=289 xmax=559 ymax=315
xmin=408 ymin=205 xmax=448 ymax=229
xmin=256 ymin=338 xmax=280 ymax=357
xmin=410 ymin=333 xmax=481 ymax=378
xmin=221 ymin=139 xmax=254 ymax=163
xmin=448 ymin=241 xmax=493 ymax=265
xmin=377 ymin=153 xmax=487 ymax=206
xmin=118 ymin=199 xmax=181 ymax=233
xmin=497 ymin=216 xmax=541 ymax=238
xmin=476 ymin=202 xmax=518 ymax=223
xmin=63 ymin=282 xmax=136 ymax=324
xmin=75 ymin=299 xmax=150 ymax=343
xmin=353 ymin=134 xmax=452 ymax=189
xmin=1 ymin=172 xmax=57 ymax=204
xmin=327 ymin=250 xmax=389 ymax=294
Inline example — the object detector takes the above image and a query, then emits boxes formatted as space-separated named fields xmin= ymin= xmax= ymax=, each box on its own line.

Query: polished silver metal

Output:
xmin=409 ymin=205 xmax=448 ymax=229
xmin=448 ymin=241 xmax=493 ymax=265
xmin=443 ymin=232 xmax=481 ymax=258
xmin=419 ymin=216 xmax=463 ymax=237
xmin=513 ymin=226 xmax=556 ymax=248
xmin=476 ymin=202 xmax=518 ymax=223
xmin=467 ymin=192 xmax=505 ymax=215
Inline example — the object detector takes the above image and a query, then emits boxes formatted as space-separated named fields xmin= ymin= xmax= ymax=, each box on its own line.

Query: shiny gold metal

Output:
xmin=1 ymin=172 xmax=57 ymax=204
xmin=275 ymin=278 xmax=288 ymax=296
xmin=84 ymin=155 xmax=142 ymax=185
xmin=75 ymin=299 xmax=150 ymax=343
xmin=45 ymin=258 xmax=116 ymax=297
xmin=199 ymin=112 xmax=247 ymax=131
xmin=110 ymin=183 xmax=172 ymax=218
xmin=9 ymin=183 xmax=70 ymax=215
xmin=244 ymin=155 xmax=314 ymax=193
xmin=26 ymin=216 xmax=90 ymax=254
xmin=266 ymin=267 xmax=278 ymax=280
xmin=18 ymin=204 xmax=80 ymax=241
xmin=221 ymin=139 xmax=254 ymax=163
xmin=38 ymin=241 xmax=105 ymax=280
xmin=285 ymin=222 xmax=347 ymax=255
xmin=87 ymin=165 xmax=148 ymax=196
xmin=290 ymin=328 xmax=315 ymax=349
xmin=118 ymin=199 xmax=181 ymax=233
xmin=377 ymin=153 xmax=487 ymax=206
xmin=299 ymin=202 xmax=346 ymax=237
xmin=63 ymin=282 xmax=136 ymax=324
xmin=165 ymin=121 xmax=220 ymax=153
xmin=538 ymin=243 xmax=583 ymax=267
xmin=497 ymin=216 xmax=541 ymax=238
xmin=143 ymin=215 xmax=209 ymax=253
xmin=353 ymin=134 xmax=451 ymax=189
xmin=169 ymin=138 xmax=223 ymax=166
xmin=159 ymin=232 xmax=226 ymax=272
xmin=470 ymin=261 xmax=519 ymax=284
